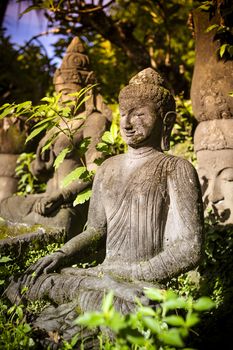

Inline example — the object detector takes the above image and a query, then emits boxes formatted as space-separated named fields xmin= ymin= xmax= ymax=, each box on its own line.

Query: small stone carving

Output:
xmin=6 ymin=68 xmax=203 ymax=344
xmin=194 ymin=119 xmax=233 ymax=224
xmin=0 ymin=37 xmax=111 ymax=237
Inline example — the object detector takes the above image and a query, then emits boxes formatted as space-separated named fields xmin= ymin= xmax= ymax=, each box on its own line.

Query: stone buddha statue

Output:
xmin=6 ymin=68 xmax=203 ymax=343
xmin=0 ymin=37 xmax=111 ymax=237
xmin=194 ymin=119 xmax=233 ymax=224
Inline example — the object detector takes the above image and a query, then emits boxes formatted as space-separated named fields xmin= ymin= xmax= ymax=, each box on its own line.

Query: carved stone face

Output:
xmin=197 ymin=149 xmax=233 ymax=224
xmin=120 ymin=104 xmax=162 ymax=147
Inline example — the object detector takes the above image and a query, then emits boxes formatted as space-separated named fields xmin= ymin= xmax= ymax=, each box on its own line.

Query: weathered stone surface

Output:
xmin=194 ymin=120 xmax=233 ymax=224
xmin=0 ymin=37 xmax=111 ymax=238
xmin=6 ymin=68 xmax=203 ymax=346
xmin=191 ymin=10 xmax=233 ymax=122
xmin=0 ymin=117 xmax=27 ymax=200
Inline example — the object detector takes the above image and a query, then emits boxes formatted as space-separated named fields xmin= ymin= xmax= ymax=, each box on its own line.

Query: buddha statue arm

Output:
xmin=23 ymin=167 xmax=107 ymax=281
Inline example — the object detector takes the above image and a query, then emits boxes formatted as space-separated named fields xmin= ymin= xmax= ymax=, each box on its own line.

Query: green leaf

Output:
xmin=163 ymin=298 xmax=187 ymax=310
xmin=16 ymin=306 xmax=24 ymax=320
xmin=194 ymin=297 xmax=215 ymax=311
xmin=26 ymin=123 xmax=49 ymax=143
xmin=0 ymin=106 xmax=15 ymax=119
xmin=144 ymin=288 xmax=165 ymax=302
xmin=159 ymin=329 xmax=184 ymax=347
xmin=219 ymin=44 xmax=228 ymax=58
xmin=108 ymin=312 xmax=125 ymax=332
xmin=73 ymin=188 xmax=92 ymax=206
xmin=41 ymin=133 xmax=59 ymax=153
xmin=138 ymin=306 xmax=156 ymax=317
xmin=142 ymin=316 xmax=161 ymax=333
xmin=102 ymin=131 xmax=115 ymax=145
xmin=205 ymin=24 xmax=219 ymax=33
xmin=0 ymin=256 xmax=12 ymax=263
xmin=16 ymin=101 xmax=32 ymax=113
xmin=164 ymin=315 xmax=185 ymax=327
xmin=110 ymin=122 xmax=118 ymax=139
xmin=185 ymin=312 xmax=200 ymax=327
xmin=0 ymin=280 xmax=5 ymax=285
xmin=127 ymin=331 xmax=146 ymax=346
xmin=62 ymin=167 xmax=87 ymax=188
xmin=102 ymin=291 xmax=114 ymax=313
xmin=54 ymin=147 xmax=71 ymax=170
xmin=227 ymin=45 xmax=233 ymax=57
xmin=78 ymin=137 xmax=91 ymax=155
xmin=75 ymin=312 xmax=104 ymax=327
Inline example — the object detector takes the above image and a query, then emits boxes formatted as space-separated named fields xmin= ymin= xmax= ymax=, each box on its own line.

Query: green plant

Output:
xmin=15 ymin=152 xmax=46 ymax=195
xmin=74 ymin=288 xmax=215 ymax=349
xmin=0 ymin=86 xmax=96 ymax=205
xmin=0 ymin=300 xmax=36 ymax=350
xmin=96 ymin=105 xmax=127 ymax=159
xmin=169 ymin=96 xmax=196 ymax=164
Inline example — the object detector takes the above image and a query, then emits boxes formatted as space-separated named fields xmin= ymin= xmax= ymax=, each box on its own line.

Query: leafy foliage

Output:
xmin=75 ymin=288 xmax=215 ymax=349
xmin=15 ymin=153 xmax=46 ymax=195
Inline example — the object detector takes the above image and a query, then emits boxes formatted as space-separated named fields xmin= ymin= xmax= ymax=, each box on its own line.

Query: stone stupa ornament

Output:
xmin=191 ymin=8 xmax=233 ymax=224
xmin=53 ymin=37 xmax=96 ymax=95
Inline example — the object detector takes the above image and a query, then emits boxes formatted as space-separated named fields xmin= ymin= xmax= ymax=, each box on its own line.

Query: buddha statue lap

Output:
xmin=6 ymin=68 xmax=203 ymax=344
xmin=0 ymin=37 xmax=111 ymax=237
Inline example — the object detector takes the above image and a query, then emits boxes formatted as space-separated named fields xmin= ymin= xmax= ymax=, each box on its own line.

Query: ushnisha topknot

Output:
xmin=119 ymin=68 xmax=175 ymax=120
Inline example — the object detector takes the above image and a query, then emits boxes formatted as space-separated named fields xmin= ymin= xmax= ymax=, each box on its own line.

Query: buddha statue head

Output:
xmin=194 ymin=119 xmax=233 ymax=224
xmin=118 ymin=68 xmax=176 ymax=150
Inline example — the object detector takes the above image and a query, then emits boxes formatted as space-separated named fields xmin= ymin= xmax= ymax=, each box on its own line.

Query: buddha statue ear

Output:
xmin=161 ymin=111 xmax=176 ymax=151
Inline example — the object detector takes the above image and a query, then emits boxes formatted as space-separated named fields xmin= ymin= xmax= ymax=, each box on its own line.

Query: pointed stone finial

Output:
xmin=53 ymin=37 xmax=96 ymax=91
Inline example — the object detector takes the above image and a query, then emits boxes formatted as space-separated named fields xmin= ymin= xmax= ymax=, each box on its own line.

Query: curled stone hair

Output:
xmin=118 ymin=68 xmax=176 ymax=121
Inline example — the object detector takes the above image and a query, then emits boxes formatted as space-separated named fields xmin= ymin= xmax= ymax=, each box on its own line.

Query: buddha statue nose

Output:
xmin=208 ymin=180 xmax=224 ymax=205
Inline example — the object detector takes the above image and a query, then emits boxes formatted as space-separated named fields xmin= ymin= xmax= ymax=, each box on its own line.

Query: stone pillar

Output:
xmin=191 ymin=9 xmax=233 ymax=224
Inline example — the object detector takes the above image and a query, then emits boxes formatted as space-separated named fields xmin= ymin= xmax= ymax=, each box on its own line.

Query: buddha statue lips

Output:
xmin=6 ymin=68 xmax=203 ymax=344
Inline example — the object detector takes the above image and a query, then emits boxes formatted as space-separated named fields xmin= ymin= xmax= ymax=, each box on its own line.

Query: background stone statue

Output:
xmin=6 ymin=68 xmax=203 ymax=344
xmin=191 ymin=9 xmax=233 ymax=224
xmin=0 ymin=37 xmax=111 ymax=237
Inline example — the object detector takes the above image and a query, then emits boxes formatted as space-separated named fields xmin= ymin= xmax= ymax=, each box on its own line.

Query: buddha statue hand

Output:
xmin=20 ymin=250 xmax=67 ymax=288
xmin=33 ymin=193 xmax=64 ymax=216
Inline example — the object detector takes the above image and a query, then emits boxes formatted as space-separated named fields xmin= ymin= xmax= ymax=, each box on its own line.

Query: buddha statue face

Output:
xmin=197 ymin=149 xmax=233 ymax=224
xmin=120 ymin=103 xmax=162 ymax=147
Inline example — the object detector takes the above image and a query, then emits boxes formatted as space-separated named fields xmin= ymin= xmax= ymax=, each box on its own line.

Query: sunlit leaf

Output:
xmin=73 ymin=187 xmax=92 ymax=205
xmin=62 ymin=167 xmax=87 ymax=188
xmin=54 ymin=147 xmax=71 ymax=170
xmin=194 ymin=297 xmax=215 ymax=311
xmin=102 ymin=291 xmax=114 ymax=313
xmin=164 ymin=315 xmax=185 ymax=327
xmin=26 ymin=123 xmax=49 ymax=143
xmin=75 ymin=312 xmax=104 ymax=327
xmin=159 ymin=329 xmax=184 ymax=347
